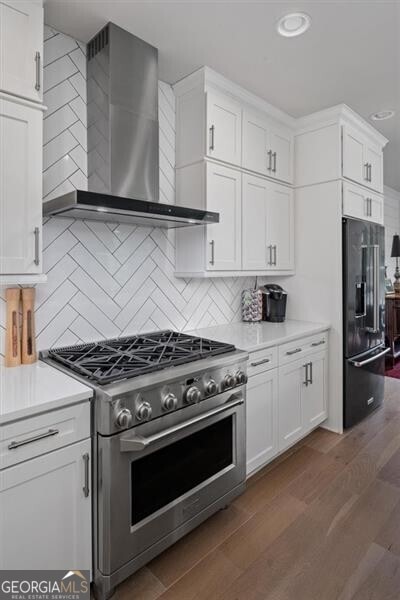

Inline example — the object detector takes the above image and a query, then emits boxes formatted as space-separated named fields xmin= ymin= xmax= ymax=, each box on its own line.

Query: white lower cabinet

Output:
xmin=302 ymin=350 xmax=328 ymax=431
xmin=278 ymin=357 xmax=305 ymax=451
xmin=246 ymin=335 xmax=328 ymax=476
xmin=0 ymin=429 xmax=91 ymax=571
xmin=246 ymin=368 xmax=278 ymax=475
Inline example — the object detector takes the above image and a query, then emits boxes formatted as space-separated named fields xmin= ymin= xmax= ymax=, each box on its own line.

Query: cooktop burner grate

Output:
xmin=46 ymin=330 xmax=236 ymax=384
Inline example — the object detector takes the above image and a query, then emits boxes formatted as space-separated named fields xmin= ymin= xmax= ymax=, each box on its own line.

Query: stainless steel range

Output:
xmin=41 ymin=330 xmax=248 ymax=599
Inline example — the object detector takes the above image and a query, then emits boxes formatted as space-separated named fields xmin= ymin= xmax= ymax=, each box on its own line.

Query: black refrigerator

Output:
xmin=343 ymin=217 xmax=389 ymax=428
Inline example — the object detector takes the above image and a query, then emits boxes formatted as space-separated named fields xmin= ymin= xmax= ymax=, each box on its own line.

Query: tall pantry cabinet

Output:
xmin=0 ymin=0 xmax=45 ymax=283
xmin=280 ymin=104 xmax=388 ymax=434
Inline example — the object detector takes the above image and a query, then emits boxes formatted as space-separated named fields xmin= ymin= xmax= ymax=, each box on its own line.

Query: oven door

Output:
xmin=97 ymin=389 xmax=246 ymax=575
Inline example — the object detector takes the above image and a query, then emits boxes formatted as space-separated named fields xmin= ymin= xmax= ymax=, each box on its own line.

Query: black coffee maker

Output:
xmin=261 ymin=284 xmax=287 ymax=322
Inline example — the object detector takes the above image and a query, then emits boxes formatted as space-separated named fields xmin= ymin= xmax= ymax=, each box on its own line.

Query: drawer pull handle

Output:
xmin=286 ymin=348 xmax=302 ymax=355
xmin=251 ymin=358 xmax=271 ymax=367
xmin=82 ymin=452 xmax=90 ymax=497
xmin=311 ymin=340 xmax=325 ymax=347
xmin=34 ymin=51 xmax=41 ymax=91
xmin=8 ymin=428 xmax=59 ymax=450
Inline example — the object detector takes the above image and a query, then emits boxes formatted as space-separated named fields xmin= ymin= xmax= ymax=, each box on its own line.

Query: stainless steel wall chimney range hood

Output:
xmin=43 ymin=23 xmax=218 ymax=228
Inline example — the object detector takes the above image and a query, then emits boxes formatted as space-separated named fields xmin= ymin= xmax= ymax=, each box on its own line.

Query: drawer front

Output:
xmin=279 ymin=332 xmax=328 ymax=365
xmin=1 ymin=402 xmax=91 ymax=469
xmin=248 ymin=346 xmax=278 ymax=377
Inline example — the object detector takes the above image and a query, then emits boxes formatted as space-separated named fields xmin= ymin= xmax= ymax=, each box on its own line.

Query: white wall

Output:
xmin=384 ymin=185 xmax=400 ymax=280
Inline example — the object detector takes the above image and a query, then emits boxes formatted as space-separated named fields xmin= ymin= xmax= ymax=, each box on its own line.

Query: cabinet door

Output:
xmin=270 ymin=123 xmax=293 ymax=184
xmin=206 ymin=90 xmax=242 ymax=165
xmin=278 ymin=358 xmax=305 ymax=452
xmin=242 ymin=174 xmax=269 ymax=270
xmin=369 ymin=192 xmax=384 ymax=225
xmin=342 ymin=125 xmax=366 ymax=186
xmin=0 ymin=98 xmax=42 ymax=274
xmin=246 ymin=369 xmax=278 ymax=475
xmin=365 ymin=144 xmax=383 ymax=193
xmin=266 ymin=183 xmax=294 ymax=271
xmin=303 ymin=351 xmax=328 ymax=432
xmin=0 ymin=439 xmax=92 ymax=571
xmin=342 ymin=182 xmax=369 ymax=220
xmin=0 ymin=1 xmax=43 ymax=102
xmin=206 ymin=163 xmax=242 ymax=270
xmin=242 ymin=109 xmax=270 ymax=175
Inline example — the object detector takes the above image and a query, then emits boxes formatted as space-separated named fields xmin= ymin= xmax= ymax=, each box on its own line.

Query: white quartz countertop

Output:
xmin=0 ymin=361 xmax=93 ymax=425
xmin=190 ymin=319 xmax=330 ymax=353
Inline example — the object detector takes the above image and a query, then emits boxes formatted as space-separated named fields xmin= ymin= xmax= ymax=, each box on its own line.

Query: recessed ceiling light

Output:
xmin=277 ymin=13 xmax=311 ymax=37
xmin=370 ymin=110 xmax=395 ymax=121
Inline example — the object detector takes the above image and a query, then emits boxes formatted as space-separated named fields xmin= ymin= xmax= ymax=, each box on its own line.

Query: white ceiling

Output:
xmin=44 ymin=0 xmax=400 ymax=191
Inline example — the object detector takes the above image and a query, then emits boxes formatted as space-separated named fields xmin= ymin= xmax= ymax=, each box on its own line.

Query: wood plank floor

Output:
xmin=115 ymin=377 xmax=400 ymax=600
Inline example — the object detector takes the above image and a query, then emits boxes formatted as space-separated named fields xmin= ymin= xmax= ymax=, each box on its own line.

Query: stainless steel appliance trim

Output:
xmin=8 ymin=428 xmax=59 ymax=450
xmin=349 ymin=346 xmax=390 ymax=367
xmin=209 ymin=125 xmax=215 ymax=151
xmin=250 ymin=358 xmax=271 ymax=367
xmin=34 ymin=226 xmax=40 ymax=265
xmin=34 ymin=51 xmax=41 ymax=91
xmin=120 ymin=395 xmax=244 ymax=452
xmin=83 ymin=452 xmax=90 ymax=497
xmin=286 ymin=348 xmax=302 ymax=355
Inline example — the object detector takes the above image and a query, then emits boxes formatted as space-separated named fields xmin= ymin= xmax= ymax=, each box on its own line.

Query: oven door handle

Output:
xmin=120 ymin=395 xmax=244 ymax=452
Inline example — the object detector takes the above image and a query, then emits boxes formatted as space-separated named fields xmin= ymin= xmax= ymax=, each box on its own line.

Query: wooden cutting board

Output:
xmin=5 ymin=288 xmax=21 ymax=367
xmin=21 ymin=287 xmax=37 ymax=364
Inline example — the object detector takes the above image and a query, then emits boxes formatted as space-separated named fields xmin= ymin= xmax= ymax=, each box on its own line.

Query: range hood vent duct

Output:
xmin=43 ymin=23 xmax=219 ymax=228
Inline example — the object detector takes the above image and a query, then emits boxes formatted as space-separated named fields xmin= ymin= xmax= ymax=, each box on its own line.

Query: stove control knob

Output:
xmin=223 ymin=374 xmax=235 ymax=389
xmin=115 ymin=408 xmax=133 ymax=429
xmin=162 ymin=392 xmax=178 ymax=412
xmin=205 ymin=379 xmax=218 ymax=395
xmin=235 ymin=370 xmax=247 ymax=385
xmin=185 ymin=386 xmax=201 ymax=404
xmin=136 ymin=402 xmax=152 ymax=422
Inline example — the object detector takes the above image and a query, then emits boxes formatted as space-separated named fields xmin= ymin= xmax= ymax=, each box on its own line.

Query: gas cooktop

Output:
xmin=44 ymin=330 xmax=236 ymax=385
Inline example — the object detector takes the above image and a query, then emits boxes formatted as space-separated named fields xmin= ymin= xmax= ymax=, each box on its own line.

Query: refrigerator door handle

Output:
xmin=349 ymin=346 xmax=390 ymax=368
xmin=372 ymin=244 xmax=380 ymax=333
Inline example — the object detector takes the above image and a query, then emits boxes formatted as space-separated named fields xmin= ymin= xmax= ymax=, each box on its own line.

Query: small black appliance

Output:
xmin=261 ymin=284 xmax=287 ymax=322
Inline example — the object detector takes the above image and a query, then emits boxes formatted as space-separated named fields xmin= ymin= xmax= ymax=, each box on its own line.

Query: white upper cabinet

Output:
xmin=342 ymin=125 xmax=384 ymax=193
xmin=242 ymin=174 xmax=269 ymax=270
xmin=342 ymin=181 xmax=383 ymax=225
xmin=0 ymin=1 xmax=43 ymax=103
xmin=266 ymin=183 xmax=294 ymax=271
xmin=242 ymin=109 xmax=293 ymax=183
xmin=242 ymin=110 xmax=270 ymax=176
xmin=242 ymin=174 xmax=294 ymax=272
xmin=206 ymin=90 xmax=242 ymax=165
xmin=364 ymin=143 xmax=383 ymax=193
xmin=175 ymin=162 xmax=242 ymax=275
xmin=0 ymin=97 xmax=43 ymax=275
xmin=206 ymin=163 xmax=242 ymax=270
xmin=294 ymin=106 xmax=387 ymax=193
xmin=174 ymin=67 xmax=294 ymax=180
xmin=270 ymin=123 xmax=293 ymax=183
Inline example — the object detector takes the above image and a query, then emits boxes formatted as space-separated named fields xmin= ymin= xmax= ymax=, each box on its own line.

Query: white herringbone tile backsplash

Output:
xmin=0 ymin=27 xmax=255 ymax=357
